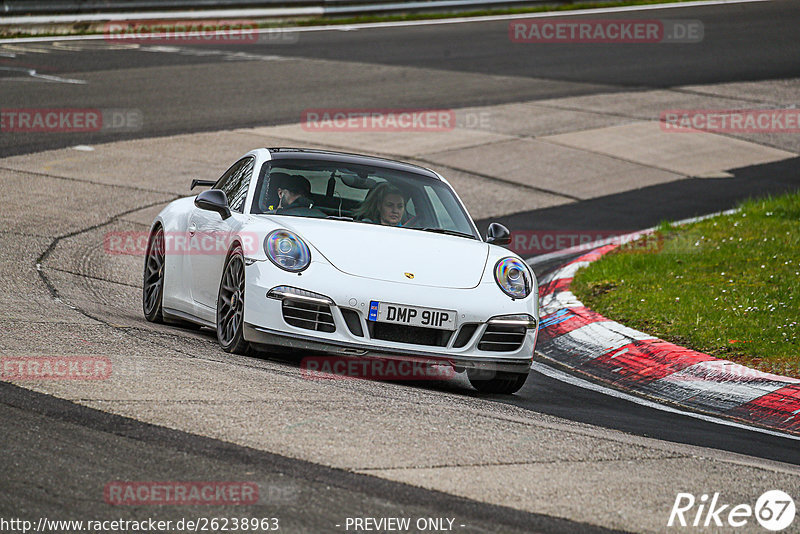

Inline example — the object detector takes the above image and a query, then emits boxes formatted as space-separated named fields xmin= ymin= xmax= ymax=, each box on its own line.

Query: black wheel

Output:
xmin=467 ymin=369 xmax=529 ymax=394
xmin=217 ymin=245 xmax=251 ymax=355
xmin=143 ymin=226 xmax=165 ymax=323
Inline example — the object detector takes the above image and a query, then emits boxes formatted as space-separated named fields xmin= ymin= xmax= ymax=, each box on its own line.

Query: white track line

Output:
xmin=0 ymin=65 xmax=86 ymax=83
xmin=0 ymin=0 xmax=769 ymax=44
xmin=279 ymin=0 xmax=769 ymax=32
xmin=531 ymin=360 xmax=800 ymax=441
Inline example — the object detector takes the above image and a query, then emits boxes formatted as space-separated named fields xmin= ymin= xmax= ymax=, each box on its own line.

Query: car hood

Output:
xmin=273 ymin=217 xmax=489 ymax=288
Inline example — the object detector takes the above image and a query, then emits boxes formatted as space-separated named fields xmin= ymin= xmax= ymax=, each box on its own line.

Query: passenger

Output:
xmin=272 ymin=173 xmax=313 ymax=213
xmin=355 ymin=183 xmax=406 ymax=226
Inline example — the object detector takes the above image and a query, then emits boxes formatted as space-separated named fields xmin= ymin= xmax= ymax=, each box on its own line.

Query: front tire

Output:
xmin=143 ymin=226 xmax=165 ymax=323
xmin=467 ymin=369 xmax=529 ymax=394
xmin=217 ymin=245 xmax=251 ymax=355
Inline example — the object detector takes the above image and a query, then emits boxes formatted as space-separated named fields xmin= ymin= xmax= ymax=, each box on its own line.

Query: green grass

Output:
xmin=571 ymin=192 xmax=800 ymax=378
xmin=1 ymin=0 xmax=698 ymax=39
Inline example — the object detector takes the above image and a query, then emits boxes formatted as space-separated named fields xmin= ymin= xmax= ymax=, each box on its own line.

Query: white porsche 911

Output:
xmin=143 ymin=148 xmax=538 ymax=393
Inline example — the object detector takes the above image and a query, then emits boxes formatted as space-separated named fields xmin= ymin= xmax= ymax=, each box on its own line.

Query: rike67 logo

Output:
xmin=668 ymin=490 xmax=795 ymax=531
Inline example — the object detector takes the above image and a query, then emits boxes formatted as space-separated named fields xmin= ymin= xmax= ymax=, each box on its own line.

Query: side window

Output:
xmin=228 ymin=158 xmax=254 ymax=213
xmin=214 ymin=157 xmax=254 ymax=214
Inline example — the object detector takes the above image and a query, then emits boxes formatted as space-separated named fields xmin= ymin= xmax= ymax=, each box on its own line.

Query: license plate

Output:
xmin=368 ymin=301 xmax=457 ymax=331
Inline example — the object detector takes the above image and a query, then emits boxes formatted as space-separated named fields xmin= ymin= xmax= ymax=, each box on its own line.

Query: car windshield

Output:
xmin=251 ymin=158 xmax=479 ymax=239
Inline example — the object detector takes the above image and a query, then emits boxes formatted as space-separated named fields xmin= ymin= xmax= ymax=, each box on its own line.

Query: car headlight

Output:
xmin=265 ymin=230 xmax=311 ymax=272
xmin=494 ymin=257 xmax=532 ymax=299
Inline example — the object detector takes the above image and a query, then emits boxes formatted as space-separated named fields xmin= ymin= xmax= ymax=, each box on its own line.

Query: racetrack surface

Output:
xmin=2 ymin=2 xmax=800 ymax=532
xmin=2 ymin=380 xmax=617 ymax=533
xmin=2 ymin=0 xmax=799 ymax=157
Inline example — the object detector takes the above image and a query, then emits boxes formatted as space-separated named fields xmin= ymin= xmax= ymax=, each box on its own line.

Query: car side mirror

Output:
xmin=486 ymin=222 xmax=511 ymax=245
xmin=195 ymin=189 xmax=232 ymax=220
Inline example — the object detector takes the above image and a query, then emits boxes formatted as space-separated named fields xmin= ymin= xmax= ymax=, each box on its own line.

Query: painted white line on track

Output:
xmin=0 ymin=65 xmax=86 ymax=83
xmin=0 ymin=0 xmax=769 ymax=44
xmin=531 ymin=360 xmax=800 ymax=442
xmin=275 ymin=0 xmax=769 ymax=32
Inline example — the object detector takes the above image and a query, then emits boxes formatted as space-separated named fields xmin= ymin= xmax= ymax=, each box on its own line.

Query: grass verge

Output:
xmin=571 ymin=191 xmax=800 ymax=378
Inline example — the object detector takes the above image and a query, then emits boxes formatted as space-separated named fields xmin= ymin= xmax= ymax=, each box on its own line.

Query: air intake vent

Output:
xmin=477 ymin=323 xmax=526 ymax=352
xmin=452 ymin=324 xmax=479 ymax=348
xmin=340 ymin=308 xmax=364 ymax=337
xmin=282 ymin=299 xmax=335 ymax=333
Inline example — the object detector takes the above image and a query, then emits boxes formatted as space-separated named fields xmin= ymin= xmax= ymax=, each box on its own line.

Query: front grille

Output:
xmin=368 ymin=322 xmax=452 ymax=347
xmin=282 ymin=299 xmax=335 ymax=333
xmin=477 ymin=323 xmax=526 ymax=352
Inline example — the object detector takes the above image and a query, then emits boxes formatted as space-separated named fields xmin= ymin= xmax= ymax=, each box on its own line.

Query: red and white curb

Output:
xmin=535 ymin=244 xmax=800 ymax=436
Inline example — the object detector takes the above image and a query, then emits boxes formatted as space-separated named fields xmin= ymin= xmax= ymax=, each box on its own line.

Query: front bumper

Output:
xmin=242 ymin=259 xmax=538 ymax=373
xmin=243 ymin=323 xmax=533 ymax=373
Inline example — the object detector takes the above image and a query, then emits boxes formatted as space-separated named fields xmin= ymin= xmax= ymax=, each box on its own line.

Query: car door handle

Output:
xmin=188 ymin=223 xmax=197 ymax=236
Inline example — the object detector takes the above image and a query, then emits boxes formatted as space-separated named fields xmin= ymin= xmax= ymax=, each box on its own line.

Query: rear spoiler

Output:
xmin=190 ymin=179 xmax=216 ymax=190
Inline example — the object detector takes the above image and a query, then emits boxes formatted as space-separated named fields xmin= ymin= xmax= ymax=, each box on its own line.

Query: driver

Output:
xmin=355 ymin=183 xmax=406 ymax=226
xmin=272 ymin=173 xmax=313 ymax=213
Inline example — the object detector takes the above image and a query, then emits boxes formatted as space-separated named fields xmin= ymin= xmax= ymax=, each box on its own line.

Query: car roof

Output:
xmin=265 ymin=148 xmax=441 ymax=180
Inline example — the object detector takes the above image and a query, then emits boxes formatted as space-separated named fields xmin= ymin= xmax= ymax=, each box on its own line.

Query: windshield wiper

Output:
xmin=419 ymin=227 xmax=476 ymax=239
xmin=326 ymin=215 xmax=355 ymax=221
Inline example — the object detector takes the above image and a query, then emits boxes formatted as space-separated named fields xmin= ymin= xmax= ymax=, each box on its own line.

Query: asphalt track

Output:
xmin=2 ymin=1 xmax=800 ymax=532
xmin=2 ymin=0 xmax=799 ymax=156
xmin=0 ymin=380 xmax=618 ymax=533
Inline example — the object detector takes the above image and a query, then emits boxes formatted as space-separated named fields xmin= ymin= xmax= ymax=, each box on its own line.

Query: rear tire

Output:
xmin=467 ymin=369 xmax=529 ymax=394
xmin=142 ymin=226 xmax=165 ymax=323
xmin=216 ymin=245 xmax=251 ymax=355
